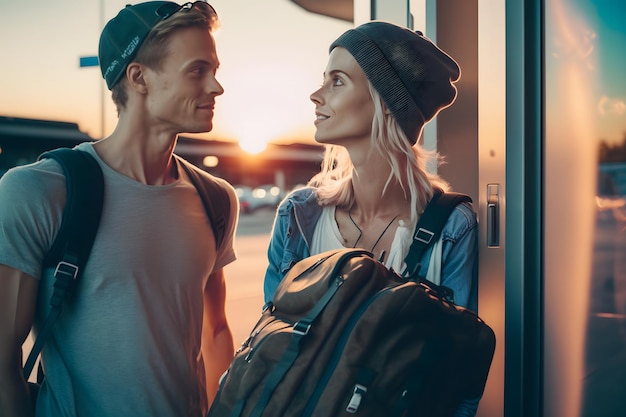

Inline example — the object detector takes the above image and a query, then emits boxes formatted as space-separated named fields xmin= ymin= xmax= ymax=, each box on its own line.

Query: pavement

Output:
xmin=225 ymin=209 xmax=275 ymax=344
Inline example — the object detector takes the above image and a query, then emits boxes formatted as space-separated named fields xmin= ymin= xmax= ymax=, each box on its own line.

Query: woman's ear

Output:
xmin=126 ymin=62 xmax=148 ymax=94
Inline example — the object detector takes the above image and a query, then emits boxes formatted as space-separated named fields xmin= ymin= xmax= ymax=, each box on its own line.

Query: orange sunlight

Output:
xmin=0 ymin=0 xmax=350 ymax=146
xmin=214 ymin=62 xmax=320 ymax=153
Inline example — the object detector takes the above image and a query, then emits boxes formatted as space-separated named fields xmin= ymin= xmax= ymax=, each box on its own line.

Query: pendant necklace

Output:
xmin=348 ymin=207 xmax=399 ymax=252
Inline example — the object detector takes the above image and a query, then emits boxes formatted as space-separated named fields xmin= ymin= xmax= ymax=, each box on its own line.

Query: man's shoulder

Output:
xmin=0 ymin=158 xmax=65 ymax=192
xmin=175 ymin=154 xmax=236 ymax=195
xmin=174 ymin=154 xmax=238 ymax=231
xmin=174 ymin=155 xmax=239 ymax=255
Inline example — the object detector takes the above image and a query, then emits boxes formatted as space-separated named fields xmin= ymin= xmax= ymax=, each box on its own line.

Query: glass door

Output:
xmin=544 ymin=1 xmax=626 ymax=416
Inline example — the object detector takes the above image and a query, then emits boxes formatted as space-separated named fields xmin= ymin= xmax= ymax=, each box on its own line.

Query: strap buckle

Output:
xmin=414 ymin=227 xmax=435 ymax=244
xmin=54 ymin=261 xmax=79 ymax=280
xmin=293 ymin=320 xmax=312 ymax=336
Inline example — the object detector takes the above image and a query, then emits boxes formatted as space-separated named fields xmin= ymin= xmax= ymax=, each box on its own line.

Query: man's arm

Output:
xmin=202 ymin=268 xmax=234 ymax=407
xmin=0 ymin=264 xmax=38 ymax=417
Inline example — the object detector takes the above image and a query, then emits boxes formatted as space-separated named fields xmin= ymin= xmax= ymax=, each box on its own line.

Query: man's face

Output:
xmin=143 ymin=27 xmax=223 ymax=134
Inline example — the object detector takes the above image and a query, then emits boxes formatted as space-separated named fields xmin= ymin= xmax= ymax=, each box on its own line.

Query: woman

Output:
xmin=265 ymin=20 xmax=477 ymax=305
xmin=263 ymin=22 xmax=481 ymax=415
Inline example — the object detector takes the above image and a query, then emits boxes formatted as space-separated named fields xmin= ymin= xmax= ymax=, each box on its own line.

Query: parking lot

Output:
xmin=225 ymin=209 xmax=275 ymax=343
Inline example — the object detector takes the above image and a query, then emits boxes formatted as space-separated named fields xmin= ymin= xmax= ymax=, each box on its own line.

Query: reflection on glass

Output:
xmin=546 ymin=0 xmax=626 ymax=416
xmin=586 ymin=143 xmax=626 ymax=417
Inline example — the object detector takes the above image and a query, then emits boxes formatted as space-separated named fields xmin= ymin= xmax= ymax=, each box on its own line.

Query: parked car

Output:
xmin=249 ymin=184 xmax=284 ymax=212
xmin=235 ymin=184 xmax=284 ymax=214
xmin=234 ymin=185 xmax=253 ymax=214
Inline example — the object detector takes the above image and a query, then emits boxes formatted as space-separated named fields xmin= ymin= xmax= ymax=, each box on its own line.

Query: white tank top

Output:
xmin=310 ymin=205 xmax=442 ymax=283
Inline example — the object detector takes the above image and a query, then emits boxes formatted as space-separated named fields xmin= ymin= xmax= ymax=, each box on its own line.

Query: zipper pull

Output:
xmin=346 ymin=384 xmax=367 ymax=413
xmin=300 ymin=255 xmax=330 ymax=275
xmin=235 ymin=336 xmax=251 ymax=354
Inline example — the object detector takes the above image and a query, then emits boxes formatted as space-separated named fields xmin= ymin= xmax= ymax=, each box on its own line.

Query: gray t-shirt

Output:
xmin=0 ymin=143 xmax=238 ymax=417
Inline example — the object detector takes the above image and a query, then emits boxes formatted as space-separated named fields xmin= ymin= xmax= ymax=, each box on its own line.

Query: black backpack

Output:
xmin=23 ymin=147 xmax=231 ymax=389
xmin=208 ymin=192 xmax=496 ymax=417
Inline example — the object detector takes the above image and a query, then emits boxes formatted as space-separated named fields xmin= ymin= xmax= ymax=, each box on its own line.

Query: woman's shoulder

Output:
xmin=287 ymin=186 xmax=316 ymax=200
xmin=277 ymin=186 xmax=317 ymax=211
xmin=443 ymin=200 xmax=478 ymax=240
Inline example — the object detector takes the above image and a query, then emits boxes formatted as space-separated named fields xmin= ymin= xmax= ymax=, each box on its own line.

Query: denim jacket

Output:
xmin=263 ymin=187 xmax=478 ymax=311
xmin=262 ymin=187 xmax=482 ymax=417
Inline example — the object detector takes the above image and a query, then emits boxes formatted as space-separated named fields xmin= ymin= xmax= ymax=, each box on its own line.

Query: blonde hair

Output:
xmin=111 ymin=4 xmax=218 ymax=113
xmin=309 ymin=82 xmax=449 ymax=223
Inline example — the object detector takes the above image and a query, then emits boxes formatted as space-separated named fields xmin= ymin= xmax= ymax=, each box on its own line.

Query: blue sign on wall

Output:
xmin=79 ymin=56 xmax=99 ymax=67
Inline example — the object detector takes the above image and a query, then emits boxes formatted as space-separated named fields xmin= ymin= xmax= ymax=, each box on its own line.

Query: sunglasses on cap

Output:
xmin=155 ymin=1 xmax=217 ymax=20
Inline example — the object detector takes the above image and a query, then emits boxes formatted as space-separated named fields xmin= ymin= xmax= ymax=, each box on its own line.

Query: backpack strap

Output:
xmin=245 ymin=250 xmax=369 ymax=417
xmin=177 ymin=157 xmax=231 ymax=251
xmin=23 ymin=148 xmax=104 ymax=381
xmin=402 ymin=190 xmax=472 ymax=279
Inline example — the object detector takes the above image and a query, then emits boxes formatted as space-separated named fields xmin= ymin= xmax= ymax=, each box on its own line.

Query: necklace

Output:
xmin=348 ymin=207 xmax=399 ymax=252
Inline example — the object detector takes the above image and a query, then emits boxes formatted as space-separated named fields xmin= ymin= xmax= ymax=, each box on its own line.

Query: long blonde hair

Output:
xmin=309 ymin=82 xmax=449 ymax=223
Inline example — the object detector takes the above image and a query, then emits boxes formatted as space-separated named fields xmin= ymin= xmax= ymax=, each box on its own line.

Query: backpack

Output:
xmin=23 ymin=147 xmax=231 ymax=387
xmin=207 ymin=192 xmax=495 ymax=417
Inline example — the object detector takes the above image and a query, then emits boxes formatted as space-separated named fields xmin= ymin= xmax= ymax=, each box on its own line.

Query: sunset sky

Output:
xmin=0 ymin=0 xmax=350 ymax=152
xmin=0 ymin=1 xmax=624 ymax=153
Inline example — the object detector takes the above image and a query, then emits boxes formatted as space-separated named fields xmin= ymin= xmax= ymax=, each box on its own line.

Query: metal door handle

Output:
xmin=487 ymin=184 xmax=500 ymax=247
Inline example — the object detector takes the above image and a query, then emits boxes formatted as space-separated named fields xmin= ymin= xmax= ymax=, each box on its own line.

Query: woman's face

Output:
xmin=310 ymin=47 xmax=375 ymax=145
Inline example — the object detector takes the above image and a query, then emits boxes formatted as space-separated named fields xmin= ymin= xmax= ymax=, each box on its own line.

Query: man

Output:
xmin=0 ymin=2 xmax=237 ymax=416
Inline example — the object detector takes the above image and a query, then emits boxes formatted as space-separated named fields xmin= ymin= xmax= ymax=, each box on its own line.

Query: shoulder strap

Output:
xmin=178 ymin=158 xmax=231 ymax=251
xmin=23 ymin=148 xmax=104 ymax=380
xmin=40 ymin=149 xmax=105 ymax=269
xmin=402 ymin=190 xmax=472 ymax=278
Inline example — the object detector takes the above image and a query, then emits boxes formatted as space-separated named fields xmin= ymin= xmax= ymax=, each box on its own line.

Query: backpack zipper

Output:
xmin=243 ymin=320 xmax=293 ymax=362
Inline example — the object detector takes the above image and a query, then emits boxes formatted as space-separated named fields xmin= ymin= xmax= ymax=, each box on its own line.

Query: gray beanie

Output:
xmin=330 ymin=21 xmax=461 ymax=144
